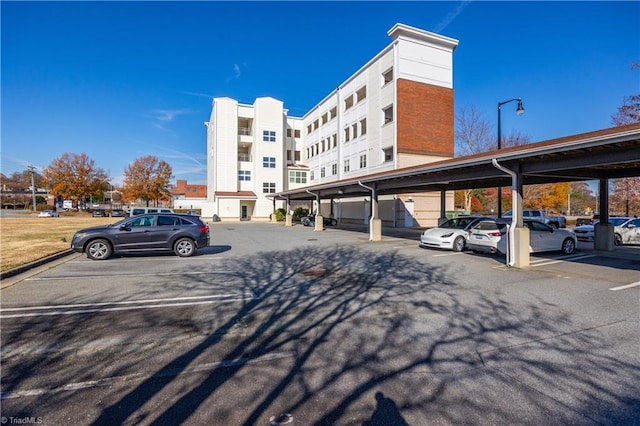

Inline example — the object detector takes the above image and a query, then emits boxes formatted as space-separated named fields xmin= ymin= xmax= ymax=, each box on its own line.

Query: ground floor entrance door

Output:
xmin=241 ymin=205 xmax=248 ymax=221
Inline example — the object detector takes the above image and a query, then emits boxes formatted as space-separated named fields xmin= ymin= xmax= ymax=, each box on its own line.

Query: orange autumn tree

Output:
xmin=122 ymin=156 xmax=173 ymax=207
xmin=43 ymin=153 xmax=109 ymax=208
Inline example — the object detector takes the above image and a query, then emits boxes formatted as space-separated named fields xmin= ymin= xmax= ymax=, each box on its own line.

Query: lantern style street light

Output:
xmin=496 ymin=98 xmax=524 ymax=217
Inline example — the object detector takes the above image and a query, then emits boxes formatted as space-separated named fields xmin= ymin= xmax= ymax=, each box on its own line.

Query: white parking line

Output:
xmin=530 ymin=253 xmax=595 ymax=267
xmin=0 ymin=350 xmax=296 ymax=399
xmin=432 ymin=252 xmax=464 ymax=257
xmin=609 ymin=281 xmax=640 ymax=291
xmin=0 ymin=293 xmax=257 ymax=319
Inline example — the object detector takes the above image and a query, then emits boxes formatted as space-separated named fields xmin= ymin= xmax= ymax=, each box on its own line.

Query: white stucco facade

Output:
xmin=202 ymin=23 xmax=459 ymax=226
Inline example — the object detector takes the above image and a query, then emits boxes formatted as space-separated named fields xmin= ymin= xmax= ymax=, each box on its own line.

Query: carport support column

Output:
xmin=314 ymin=193 xmax=323 ymax=232
xmin=370 ymin=188 xmax=381 ymax=241
xmin=511 ymin=171 xmax=530 ymax=268
xmin=285 ymin=196 xmax=293 ymax=227
xmin=439 ymin=190 xmax=448 ymax=226
xmin=594 ymin=178 xmax=614 ymax=251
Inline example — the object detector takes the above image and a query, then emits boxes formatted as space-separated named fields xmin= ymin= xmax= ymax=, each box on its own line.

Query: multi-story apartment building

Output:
xmin=202 ymin=23 xmax=458 ymax=225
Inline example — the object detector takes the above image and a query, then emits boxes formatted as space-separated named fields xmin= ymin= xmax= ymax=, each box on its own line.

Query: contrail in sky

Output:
xmin=434 ymin=0 xmax=472 ymax=33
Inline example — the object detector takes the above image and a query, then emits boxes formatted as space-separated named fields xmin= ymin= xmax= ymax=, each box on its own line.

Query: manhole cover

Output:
xmin=301 ymin=268 xmax=328 ymax=277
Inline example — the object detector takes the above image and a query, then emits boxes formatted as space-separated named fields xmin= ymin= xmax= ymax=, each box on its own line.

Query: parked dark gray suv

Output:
xmin=71 ymin=213 xmax=210 ymax=260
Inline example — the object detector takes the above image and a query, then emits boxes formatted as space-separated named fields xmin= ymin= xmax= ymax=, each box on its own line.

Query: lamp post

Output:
xmin=497 ymin=98 xmax=524 ymax=217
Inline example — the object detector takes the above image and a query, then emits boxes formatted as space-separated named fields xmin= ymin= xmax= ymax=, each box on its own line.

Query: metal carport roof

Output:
xmin=273 ymin=123 xmax=640 ymax=201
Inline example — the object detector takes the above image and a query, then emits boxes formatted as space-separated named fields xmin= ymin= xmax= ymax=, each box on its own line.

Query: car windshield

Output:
xmin=611 ymin=217 xmax=631 ymax=226
xmin=440 ymin=217 xmax=477 ymax=229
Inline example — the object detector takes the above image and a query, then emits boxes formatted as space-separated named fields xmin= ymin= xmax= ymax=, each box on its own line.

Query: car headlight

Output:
xmin=440 ymin=232 xmax=454 ymax=238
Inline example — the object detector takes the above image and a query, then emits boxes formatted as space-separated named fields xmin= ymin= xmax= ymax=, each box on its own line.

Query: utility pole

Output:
xmin=28 ymin=165 xmax=37 ymax=212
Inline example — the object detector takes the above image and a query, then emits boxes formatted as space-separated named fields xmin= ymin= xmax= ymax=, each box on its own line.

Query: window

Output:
xmin=307 ymin=125 xmax=312 ymax=134
xmin=383 ymin=147 xmax=394 ymax=162
xmin=322 ymin=113 xmax=328 ymax=125
xmin=287 ymin=129 xmax=292 ymax=137
xmin=238 ymin=170 xmax=251 ymax=181
xmin=263 ymin=157 xmax=276 ymax=168
xmin=356 ymin=86 xmax=366 ymax=102
xmin=263 ymin=182 xmax=276 ymax=194
xmin=352 ymin=123 xmax=358 ymax=139
xmin=344 ymin=159 xmax=350 ymax=172
xmin=360 ymin=154 xmax=367 ymax=168
xmin=344 ymin=94 xmax=354 ymax=110
xmin=310 ymin=170 xmax=315 ymax=181
xmin=294 ymin=150 xmax=301 ymax=161
xmin=360 ymin=118 xmax=367 ymax=135
xmin=294 ymin=129 xmax=301 ymax=138
xmin=330 ymin=106 xmax=337 ymax=119
xmin=315 ymin=143 xmax=319 ymax=155
xmin=383 ymin=68 xmax=393 ymax=85
xmin=332 ymin=163 xmax=337 ymax=175
xmin=321 ymin=167 xmax=326 ymax=178
xmin=332 ymin=134 xmax=337 ymax=148
xmin=344 ymin=127 xmax=350 ymax=142
xmin=289 ymin=170 xmax=307 ymax=184
xmin=238 ymin=152 xmax=250 ymax=162
xmin=383 ymin=105 xmax=394 ymax=124
xmin=263 ymin=130 xmax=276 ymax=142
xmin=287 ymin=150 xmax=292 ymax=161
xmin=313 ymin=119 xmax=319 ymax=130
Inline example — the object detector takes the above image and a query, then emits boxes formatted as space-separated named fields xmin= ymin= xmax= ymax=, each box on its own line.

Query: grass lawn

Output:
xmin=0 ymin=212 xmax=120 ymax=272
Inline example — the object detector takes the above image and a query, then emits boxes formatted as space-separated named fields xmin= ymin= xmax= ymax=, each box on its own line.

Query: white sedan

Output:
xmin=419 ymin=216 xmax=486 ymax=252
xmin=497 ymin=219 xmax=577 ymax=255
xmin=574 ymin=217 xmax=629 ymax=242
xmin=615 ymin=217 xmax=640 ymax=245
xmin=38 ymin=210 xmax=59 ymax=217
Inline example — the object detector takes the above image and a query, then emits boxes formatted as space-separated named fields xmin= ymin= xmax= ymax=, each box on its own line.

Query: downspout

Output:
xmin=305 ymin=189 xmax=318 ymax=212
xmin=358 ymin=181 xmax=375 ymax=240
xmin=492 ymin=159 xmax=516 ymax=267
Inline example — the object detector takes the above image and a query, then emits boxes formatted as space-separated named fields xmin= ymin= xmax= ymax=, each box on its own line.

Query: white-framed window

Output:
xmin=294 ymin=150 xmax=301 ymax=161
xmin=320 ymin=167 xmax=326 ymax=178
xmin=360 ymin=118 xmax=367 ymax=135
xmin=384 ymin=147 xmax=394 ymax=162
xmin=352 ymin=123 xmax=358 ymax=139
xmin=344 ymin=94 xmax=354 ymax=110
xmin=294 ymin=129 xmax=301 ymax=138
xmin=238 ymin=170 xmax=251 ymax=181
xmin=263 ymin=130 xmax=276 ymax=142
xmin=382 ymin=68 xmax=393 ymax=85
xmin=344 ymin=159 xmax=350 ymax=172
xmin=383 ymin=105 xmax=394 ymax=124
xmin=263 ymin=157 xmax=276 ymax=168
xmin=310 ymin=170 xmax=315 ymax=181
xmin=344 ymin=127 xmax=350 ymax=142
xmin=262 ymin=182 xmax=276 ymax=193
xmin=289 ymin=170 xmax=307 ymax=184
xmin=360 ymin=154 xmax=367 ymax=168
xmin=356 ymin=85 xmax=367 ymax=103
xmin=332 ymin=163 xmax=337 ymax=175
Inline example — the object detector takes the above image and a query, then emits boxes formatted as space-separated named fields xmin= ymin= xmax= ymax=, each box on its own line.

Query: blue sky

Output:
xmin=2 ymin=1 xmax=638 ymax=186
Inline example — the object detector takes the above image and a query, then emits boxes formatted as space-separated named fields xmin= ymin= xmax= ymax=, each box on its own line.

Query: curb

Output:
xmin=0 ymin=249 xmax=75 ymax=281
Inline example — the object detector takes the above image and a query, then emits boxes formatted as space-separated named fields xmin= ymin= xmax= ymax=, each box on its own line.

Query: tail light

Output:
xmin=488 ymin=231 xmax=502 ymax=237
xmin=198 ymin=225 xmax=209 ymax=233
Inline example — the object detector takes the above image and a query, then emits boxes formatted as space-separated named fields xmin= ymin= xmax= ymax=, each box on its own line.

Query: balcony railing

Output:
xmin=238 ymin=127 xmax=252 ymax=136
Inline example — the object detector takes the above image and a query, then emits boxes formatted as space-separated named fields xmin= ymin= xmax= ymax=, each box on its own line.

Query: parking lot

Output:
xmin=1 ymin=222 xmax=639 ymax=425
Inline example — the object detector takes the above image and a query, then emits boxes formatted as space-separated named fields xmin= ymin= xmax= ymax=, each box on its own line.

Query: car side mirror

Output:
xmin=119 ymin=225 xmax=130 ymax=231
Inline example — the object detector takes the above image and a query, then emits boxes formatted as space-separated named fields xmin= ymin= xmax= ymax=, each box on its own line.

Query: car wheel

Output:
xmin=550 ymin=222 xmax=559 ymax=229
xmin=174 ymin=237 xmax=195 ymax=257
xmin=330 ymin=219 xmax=337 ymax=226
xmin=614 ymin=233 xmax=622 ymax=246
xmin=86 ymin=239 xmax=112 ymax=260
xmin=452 ymin=236 xmax=465 ymax=252
xmin=561 ymin=238 xmax=575 ymax=254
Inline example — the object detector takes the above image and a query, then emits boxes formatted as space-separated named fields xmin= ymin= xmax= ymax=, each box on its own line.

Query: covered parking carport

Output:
xmin=273 ymin=123 xmax=640 ymax=267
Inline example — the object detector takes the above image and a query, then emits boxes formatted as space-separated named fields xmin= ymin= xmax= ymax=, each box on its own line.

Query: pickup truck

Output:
xmin=502 ymin=209 xmax=567 ymax=229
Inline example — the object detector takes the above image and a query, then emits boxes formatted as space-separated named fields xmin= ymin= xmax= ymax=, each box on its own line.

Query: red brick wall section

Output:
xmin=172 ymin=179 xmax=207 ymax=198
xmin=397 ymin=79 xmax=454 ymax=157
